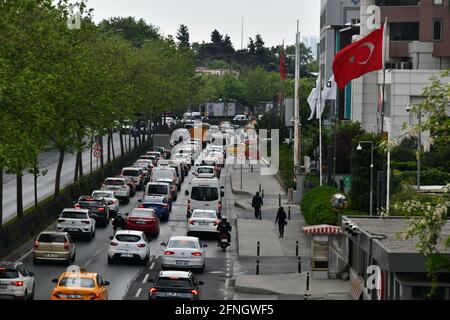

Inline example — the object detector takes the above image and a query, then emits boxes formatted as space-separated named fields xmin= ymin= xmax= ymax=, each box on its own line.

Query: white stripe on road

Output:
xmin=135 ymin=288 xmax=142 ymax=298
xmin=18 ymin=249 xmax=33 ymax=262
xmin=84 ymin=259 xmax=92 ymax=267
xmin=143 ymin=274 xmax=149 ymax=284
xmin=94 ymin=248 xmax=101 ymax=256
xmin=149 ymin=262 xmax=155 ymax=270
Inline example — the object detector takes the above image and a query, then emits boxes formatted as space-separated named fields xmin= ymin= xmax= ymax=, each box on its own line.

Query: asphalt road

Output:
xmin=2 ymin=133 xmax=134 ymax=224
xmin=17 ymin=152 xmax=238 ymax=300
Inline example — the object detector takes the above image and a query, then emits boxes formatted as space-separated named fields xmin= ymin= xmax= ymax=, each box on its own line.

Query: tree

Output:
xmin=248 ymin=38 xmax=256 ymax=54
xmin=176 ymin=24 xmax=190 ymax=48
xmin=211 ymin=29 xmax=223 ymax=46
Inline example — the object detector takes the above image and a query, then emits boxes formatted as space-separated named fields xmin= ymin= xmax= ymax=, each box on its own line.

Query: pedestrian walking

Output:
xmin=251 ymin=192 xmax=264 ymax=220
xmin=275 ymin=207 xmax=287 ymax=238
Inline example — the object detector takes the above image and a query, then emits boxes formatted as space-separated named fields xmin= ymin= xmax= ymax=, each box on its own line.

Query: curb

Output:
xmin=229 ymin=175 xmax=252 ymax=196
xmin=234 ymin=284 xmax=280 ymax=295
xmin=234 ymin=201 xmax=250 ymax=210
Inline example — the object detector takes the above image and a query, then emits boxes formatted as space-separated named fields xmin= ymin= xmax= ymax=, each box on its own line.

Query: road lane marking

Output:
xmin=94 ymin=248 xmax=101 ymax=256
xmin=149 ymin=262 xmax=155 ymax=270
xmin=18 ymin=249 xmax=33 ymax=262
xmin=226 ymin=273 xmax=230 ymax=277
xmin=143 ymin=274 xmax=149 ymax=284
xmin=135 ymin=288 xmax=142 ymax=298
xmin=84 ymin=259 xmax=92 ymax=267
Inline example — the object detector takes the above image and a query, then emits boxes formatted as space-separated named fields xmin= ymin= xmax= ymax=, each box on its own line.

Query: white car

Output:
xmin=194 ymin=166 xmax=216 ymax=179
xmin=161 ymin=236 xmax=207 ymax=272
xmin=101 ymin=177 xmax=131 ymax=203
xmin=207 ymin=151 xmax=224 ymax=166
xmin=91 ymin=190 xmax=120 ymax=216
xmin=56 ymin=209 xmax=96 ymax=241
xmin=108 ymin=230 xmax=150 ymax=265
xmin=0 ymin=261 xmax=35 ymax=300
xmin=187 ymin=209 xmax=220 ymax=236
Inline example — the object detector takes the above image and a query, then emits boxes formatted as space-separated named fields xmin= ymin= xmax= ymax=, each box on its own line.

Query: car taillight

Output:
xmin=110 ymin=242 xmax=118 ymax=246
xmin=64 ymin=242 xmax=70 ymax=250
xmin=122 ymin=185 xmax=127 ymax=189
xmin=89 ymin=293 xmax=101 ymax=300
xmin=81 ymin=220 xmax=90 ymax=224
xmin=34 ymin=241 xmax=39 ymax=249
xmin=187 ymin=200 xmax=191 ymax=210
xmin=164 ymin=251 xmax=175 ymax=255
xmin=188 ymin=219 xmax=195 ymax=225
xmin=149 ymin=287 xmax=157 ymax=294
xmin=218 ymin=201 xmax=222 ymax=211
xmin=162 ymin=204 xmax=168 ymax=208
xmin=58 ymin=219 xmax=65 ymax=223
xmin=213 ymin=220 xmax=219 ymax=226
xmin=191 ymin=252 xmax=202 ymax=257
xmin=52 ymin=290 xmax=60 ymax=298
xmin=11 ymin=281 xmax=23 ymax=287
xmin=137 ymin=243 xmax=146 ymax=248
xmin=98 ymin=207 xmax=105 ymax=212
xmin=191 ymin=289 xmax=199 ymax=296
xmin=138 ymin=204 xmax=144 ymax=208
xmin=74 ymin=204 xmax=80 ymax=209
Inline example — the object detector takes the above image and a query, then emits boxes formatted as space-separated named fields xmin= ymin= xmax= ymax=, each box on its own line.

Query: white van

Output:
xmin=187 ymin=178 xmax=224 ymax=216
xmin=158 ymin=160 xmax=183 ymax=189
xmin=151 ymin=167 xmax=177 ymax=187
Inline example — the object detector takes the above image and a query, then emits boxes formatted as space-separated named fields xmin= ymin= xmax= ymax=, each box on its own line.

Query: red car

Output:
xmin=125 ymin=208 xmax=160 ymax=238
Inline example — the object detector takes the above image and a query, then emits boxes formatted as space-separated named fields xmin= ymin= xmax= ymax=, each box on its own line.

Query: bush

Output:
xmin=301 ymin=186 xmax=342 ymax=226
xmin=393 ymin=168 xmax=450 ymax=187
xmin=278 ymin=144 xmax=295 ymax=189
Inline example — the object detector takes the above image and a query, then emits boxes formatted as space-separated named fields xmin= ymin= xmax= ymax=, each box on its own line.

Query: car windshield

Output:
xmin=156 ymin=278 xmax=192 ymax=288
xmin=147 ymin=185 xmax=168 ymax=194
xmin=92 ymin=192 xmax=113 ymax=198
xmin=143 ymin=197 xmax=164 ymax=204
xmin=122 ymin=170 xmax=139 ymax=177
xmin=78 ymin=201 xmax=102 ymax=208
xmin=61 ymin=212 xmax=87 ymax=219
xmin=198 ymin=168 xmax=214 ymax=174
xmin=104 ymin=179 xmax=124 ymax=186
xmin=0 ymin=269 xmax=19 ymax=279
xmin=168 ymin=239 xmax=199 ymax=249
xmin=38 ymin=234 xmax=66 ymax=243
xmin=59 ymin=277 xmax=95 ymax=288
xmin=191 ymin=187 xmax=218 ymax=201
xmin=192 ymin=211 xmax=217 ymax=219
xmin=115 ymin=234 xmax=142 ymax=242
xmin=130 ymin=210 xmax=154 ymax=218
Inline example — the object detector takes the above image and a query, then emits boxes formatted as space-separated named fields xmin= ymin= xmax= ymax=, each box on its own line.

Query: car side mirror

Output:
xmin=109 ymin=236 xmax=114 ymax=240
xmin=221 ymin=191 xmax=224 ymax=197
xmin=160 ymin=242 xmax=167 ymax=246
xmin=104 ymin=281 xmax=110 ymax=286
xmin=52 ymin=278 xmax=58 ymax=284
xmin=29 ymin=272 xmax=35 ymax=277
xmin=220 ymin=186 xmax=225 ymax=189
xmin=185 ymin=190 xmax=189 ymax=196
xmin=199 ymin=281 xmax=204 ymax=286
xmin=138 ymin=199 xmax=142 ymax=203
xmin=202 ymin=244 xmax=208 ymax=248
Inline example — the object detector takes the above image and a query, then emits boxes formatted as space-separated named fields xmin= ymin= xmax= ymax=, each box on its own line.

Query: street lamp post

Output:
xmin=357 ymin=141 xmax=374 ymax=216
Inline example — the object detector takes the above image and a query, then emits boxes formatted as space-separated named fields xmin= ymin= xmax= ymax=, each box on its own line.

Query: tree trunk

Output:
xmin=100 ymin=136 xmax=104 ymax=168
xmin=74 ymin=151 xmax=79 ymax=182
xmin=109 ymin=131 xmax=116 ymax=161
xmin=78 ymin=151 xmax=83 ymax=178
xmin=17 ymin=173 xmax=23 ymax=219
xmin=90 ymin=135 xmax=93 ymax=174
xmin=128 ymin=133 xmax=131 ymax=153
xmin=34 ymin=164 xmax=38 ymax=210
xmin=134 ymin=135 xmax=138 ymax=149
xmin=119 ymin=131 xmax=124 ymax=156
xmin=138 ymin=131 xmax=142 ymax=145
xmin=55 ymin=149 xmax=65 ymax=197
xmin=107 ymin=134 xmax=111 ymax=163
xmin=0 ymin=167 xmax=3 ymax=226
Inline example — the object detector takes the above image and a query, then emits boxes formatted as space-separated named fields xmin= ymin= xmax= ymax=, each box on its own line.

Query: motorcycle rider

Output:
xmin=112 ymin=213 xmax=126 ymax=234
xmin=217 ymin=216 xmax=232 ymax=246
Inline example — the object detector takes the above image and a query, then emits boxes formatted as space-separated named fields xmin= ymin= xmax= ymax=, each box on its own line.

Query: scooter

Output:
xmin=219 ymin=232 xmax=230 ymax=252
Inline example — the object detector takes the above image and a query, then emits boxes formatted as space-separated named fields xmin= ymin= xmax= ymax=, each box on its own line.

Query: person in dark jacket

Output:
xmin=217 ymin=217 xmax=232 ymax=246
xmin=112 ymin=213 xmax=126 ymax=234
xmin=251 ymin=192 xmax=264 ymax=219
xmin=275 ymin=207 xmax=287 ymax=238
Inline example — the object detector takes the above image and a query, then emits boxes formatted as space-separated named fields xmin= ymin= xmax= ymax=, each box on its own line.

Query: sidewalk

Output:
xmin=230 ymin=160 xmax=351 ymax=300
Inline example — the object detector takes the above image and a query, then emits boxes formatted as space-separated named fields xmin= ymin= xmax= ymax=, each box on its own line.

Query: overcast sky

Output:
xmin=86 ymin=0 xmax=320 ymax=48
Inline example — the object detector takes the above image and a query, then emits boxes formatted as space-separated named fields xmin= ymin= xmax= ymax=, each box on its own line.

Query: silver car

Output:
xmin=92 ymin=190 xmax=120 ymax=216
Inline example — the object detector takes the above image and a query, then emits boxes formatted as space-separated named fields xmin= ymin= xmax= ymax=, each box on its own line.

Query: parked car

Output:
xmin=125 ymin=208 xmax=160 ymax=238
xmin=101 ymin=177 xmax=131 ymax=203
xmin=147 ymin=271 xmax=204 ymax=300
xmin=108 ymin=230 xmax=150 ymax=265
xmin=161 ymin=236 xmax=207 ymax=272
xmin=0 ymin=261 xmax=35 ymax=300
xmin=56 ymin=208 xmax=96 ymax=241
xmin=91 ymin=190 xmax=120 ymax=217
xmin=74 ymin=196 xmax=110 ymax=227
xmin=50 ymin=267 xmax=109 ymax=300
xmin=187 ymin=209 xmax=220 ymax=236
xmin=138 ymin=195 xmax=170 ymax=221
xmin=33 ymin=231 xmax=76 ymax=265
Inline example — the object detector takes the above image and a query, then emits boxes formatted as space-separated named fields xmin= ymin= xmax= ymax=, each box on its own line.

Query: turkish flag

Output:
xmin=279 ymin=46 xmax=286 ymax=80
xmin=332 ymin=25 xmax=384 ymax=90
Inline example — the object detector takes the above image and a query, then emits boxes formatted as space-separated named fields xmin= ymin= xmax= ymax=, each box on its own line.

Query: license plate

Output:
xmin=68 ymin=228 xmax=78 ymax=232
xmin=176 ymin=260 xmax=189 ymax=266
xmin=136 ymin=221 xmax=146 ymax=225
xmin=121 ymin=253 xmax=133 ymax=258
xmin=199 ymin=222 xmax=209 ymax=226
xmin=167 ymin=292 xmax=178 ymax=297
xmin=45 ymin=253 xmax=58 ymax=257
xmin=67 ymin=294 xmax=83 ymax=299
xmin=0 ymin=284 xmax=7 ymax=289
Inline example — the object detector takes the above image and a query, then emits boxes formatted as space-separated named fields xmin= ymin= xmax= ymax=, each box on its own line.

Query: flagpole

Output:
xmin=381 ymin=18 xmax=388 ymax=135
xmin=294 ymin=20 xmax=301 ymax=179
xmin=318 ymin=75 xmax=323 ymax=187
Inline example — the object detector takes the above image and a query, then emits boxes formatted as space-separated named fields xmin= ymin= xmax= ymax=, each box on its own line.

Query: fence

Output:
xmin=0 ymin=141 xmax=151 ymax=259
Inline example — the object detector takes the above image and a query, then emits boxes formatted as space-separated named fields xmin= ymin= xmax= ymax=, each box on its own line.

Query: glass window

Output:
xmin=115 ymin=234 xmax=142 ymax=242
xmin=157 ymin=278 xmax=192 ymax=288
xmin=0 ymin=268 xmax=19 ymax=279
xmin=168 ymin=240 xmax=199 ymax=249
xmin=376 ymin=0 xmax=419 ymax=5
xmin=147 ymin=184 xmax=168 ymax=195
xmin=191 ymin=187 xmax=219 ymax=201
xmin=122 ymin=169 xmax=139 ymax=177
xmin=130 ymin=209 xmax=154 ymax=218
xmin=38 ymin=233 xmax=66 ymax=243
xmin=390 ymin=22 xmax=419 ymax=41
xmin=61 ymin=211 xmax=87 ymax=219
xmin=192 ymin=210 xmax=217 ymax=219
xmin=433 ymin=0 xmax=443 ymax=4
xmin=104 ymin=179 xmax=125 ymax=186
xmin=433 ymin=19 xmax=443 ymax=41
xmin=313 ymin=242 xmax=329 ymax=261
xmin=59 ymin=277 xmax=95 ymax=288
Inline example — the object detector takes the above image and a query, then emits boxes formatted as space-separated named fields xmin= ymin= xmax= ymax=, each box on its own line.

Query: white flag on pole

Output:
xmin=317 ymin=74 xmax=337 ymax=119
xmin=307 ymin=75 xmax=321 ymax=120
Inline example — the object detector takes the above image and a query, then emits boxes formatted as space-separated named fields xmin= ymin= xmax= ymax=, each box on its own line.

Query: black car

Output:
xmin=148 ymin=271 xmax=203 ymax=300
xmin=75 ymin=196 xmax=110 ymax=227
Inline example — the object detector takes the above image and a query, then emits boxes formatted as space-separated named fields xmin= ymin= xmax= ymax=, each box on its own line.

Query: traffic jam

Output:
xmin=0 ymin=117 xmax=258 ymax=300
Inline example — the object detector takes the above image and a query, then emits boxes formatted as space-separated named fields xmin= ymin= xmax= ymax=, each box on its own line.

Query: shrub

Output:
xmin=301 ymin=186 xmax=341 ymax=226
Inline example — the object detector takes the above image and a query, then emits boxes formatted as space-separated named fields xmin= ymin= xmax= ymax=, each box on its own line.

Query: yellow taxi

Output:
xmin=227 ymin=143 xmax=245 ymax=156
xmin=50 ymin=267 xmax=109 ymax=300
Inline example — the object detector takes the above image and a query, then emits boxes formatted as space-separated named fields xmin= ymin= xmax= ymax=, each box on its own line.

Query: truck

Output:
xmin=152 ymin=134 xmax=171 ymax=149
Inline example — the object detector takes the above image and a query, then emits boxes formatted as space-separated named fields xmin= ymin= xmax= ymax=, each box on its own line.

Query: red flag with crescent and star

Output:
xmin=332 ymin=25 xmax=384 ymax=90
xmin=279 ymin=45 xmax=286 ymax=80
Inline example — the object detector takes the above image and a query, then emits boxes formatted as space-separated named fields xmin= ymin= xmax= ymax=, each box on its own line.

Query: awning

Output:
xmin=302 ymin=224 xmax=342 ymax=235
